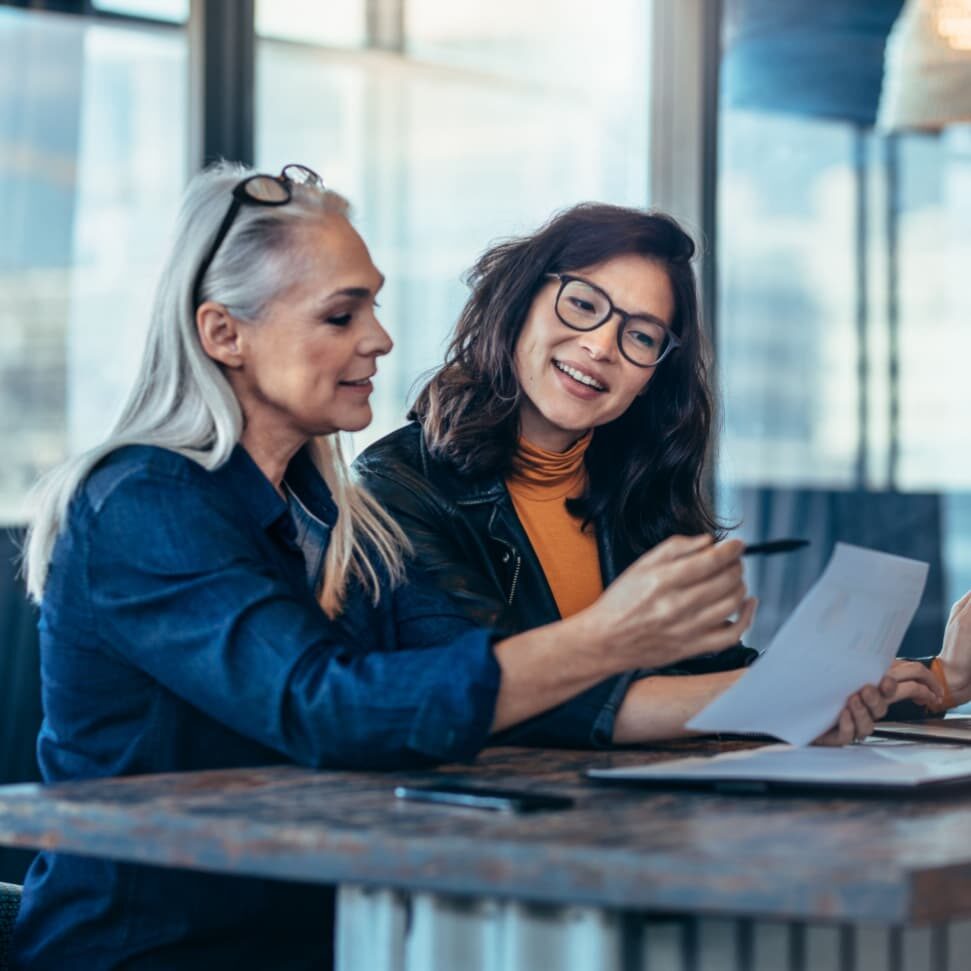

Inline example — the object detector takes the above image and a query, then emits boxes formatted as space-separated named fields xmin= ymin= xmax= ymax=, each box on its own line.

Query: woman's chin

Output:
xmin=332 ymin=407 xmax=374 ymax=435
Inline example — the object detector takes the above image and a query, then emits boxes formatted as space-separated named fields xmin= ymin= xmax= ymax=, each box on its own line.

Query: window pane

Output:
xmin=256 ymin=0 xmax=650 ymax=454
xmin=0 ymin=8 xmax=186 ymax=523
xmin=92 ymin=0 xmax=188 ymax=23
xmin=716 ymin=0 xmax=971 ymax=661
xmin=256 ymin=0 xmax=366 ymax=48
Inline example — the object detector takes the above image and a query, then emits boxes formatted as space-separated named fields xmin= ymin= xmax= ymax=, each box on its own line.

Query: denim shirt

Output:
xmin=13 ymin=443 xmax=501 ymax=970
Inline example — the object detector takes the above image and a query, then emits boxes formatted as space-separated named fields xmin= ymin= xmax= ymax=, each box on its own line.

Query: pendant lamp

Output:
xmin=877 ymin=0 xmax=971 ymax=130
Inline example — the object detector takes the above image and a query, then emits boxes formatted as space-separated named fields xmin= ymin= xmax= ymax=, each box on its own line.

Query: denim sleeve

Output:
xmin=85 ymin=468 xmax=501 ymax=769
xmin=490 ymin=672 xmax=633 ymax=749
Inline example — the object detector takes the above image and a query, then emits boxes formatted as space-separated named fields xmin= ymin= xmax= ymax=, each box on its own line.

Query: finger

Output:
xmin=814 ymin=726 xmax=839 ymax=747
xmin=859 ymin=684 xmax=888 ymax=722
xmin=830 ymin=708 xmax=854 ymax=746
xmin=732 ymin=597 xmax=758 ymax=638
xmin=882 ymin=662 xmax=944 ymax=702
xmin=631 ymin=556 xmax=744 ymax=630
xmin=952 ymin=589 xmax=971 ymax=615
xmin=887 ymin=681 xmax=941 ymax=708
xmin=640 ymin=534 xmax=713 ymax=566
xmin=681 ymin=598 xmax=757 ymax=657
xmin=848 ymin=695 xmax=874 ymax=740
xmin=655 ymin=567 xmax=746 ymax=615
xmin=660 ymin=556 xmax=746 ymax=613
xmin=649 ymin=539 xmax=746 ymax=590
xmin=671 ymin=582 xmax=748 ymax=635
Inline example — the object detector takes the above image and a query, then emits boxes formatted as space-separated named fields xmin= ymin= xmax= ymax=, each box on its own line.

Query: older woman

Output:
xmin=14 ymin=165 xmax=763 ymax=969
xmin=356 ymin=203 xmax=947 ymax=744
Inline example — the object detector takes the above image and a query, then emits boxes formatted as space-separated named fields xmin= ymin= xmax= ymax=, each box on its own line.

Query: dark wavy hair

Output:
xmin=411 ymin=202 xmax=720 ymax=561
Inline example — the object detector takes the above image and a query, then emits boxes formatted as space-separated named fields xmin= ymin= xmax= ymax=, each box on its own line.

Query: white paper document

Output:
xmin=686 ymin=543 xmax=929 ymax=746
xmin=587 ymin=741 xmax=971 ymax=790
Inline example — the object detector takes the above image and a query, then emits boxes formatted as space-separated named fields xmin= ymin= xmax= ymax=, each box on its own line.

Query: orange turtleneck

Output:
xmin=505 ymin=433 xmax=603 ymax=619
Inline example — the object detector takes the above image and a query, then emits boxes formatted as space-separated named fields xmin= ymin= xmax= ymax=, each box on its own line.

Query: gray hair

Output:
xmin=25 ymin=161 xmax=407 ymax=614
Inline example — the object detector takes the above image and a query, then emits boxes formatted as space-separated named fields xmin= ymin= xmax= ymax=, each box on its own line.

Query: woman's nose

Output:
xmin=361 ymin=315 xmax=393 ymax=357
xmin=577 ymin=318 xmax=618 ymax=361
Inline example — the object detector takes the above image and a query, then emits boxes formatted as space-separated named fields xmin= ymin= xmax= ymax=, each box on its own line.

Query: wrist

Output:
xmin=567 ymin=604 xmax=641 ymax=681
xmin=937 ymin=654 xmax=970 ymax=708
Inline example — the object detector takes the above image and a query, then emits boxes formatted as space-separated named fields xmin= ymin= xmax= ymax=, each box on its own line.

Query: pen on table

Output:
xmin=742 ymin=538 xmax=810 ymax=556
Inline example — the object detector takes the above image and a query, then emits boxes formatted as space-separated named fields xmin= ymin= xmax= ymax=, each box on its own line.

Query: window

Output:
xmin=716 ymin=0 xmax=971 ymax=653
xmin=255 ymin=0 xmax=651 ymax=453
xmin=0 ymin=7 xmax=186 ymax=522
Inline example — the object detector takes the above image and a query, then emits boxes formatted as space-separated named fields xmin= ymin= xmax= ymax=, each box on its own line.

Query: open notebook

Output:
xmin=586 ymin=741 xmax=971 ymax=794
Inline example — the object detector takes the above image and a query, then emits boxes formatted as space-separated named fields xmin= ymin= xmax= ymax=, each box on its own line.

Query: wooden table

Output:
xmin=0 ymin=742 xmax=969 ymax=970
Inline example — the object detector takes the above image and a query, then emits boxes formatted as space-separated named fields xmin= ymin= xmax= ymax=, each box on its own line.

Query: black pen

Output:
xmin=742 ymin=538 xmax=810 ymax=556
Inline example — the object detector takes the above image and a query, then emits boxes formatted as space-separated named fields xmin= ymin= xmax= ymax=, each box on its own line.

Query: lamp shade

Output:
xmin=877 ymin=0 xmax=971 ymax=130
xmin=722 ymin=0 xmax=904 ymax=125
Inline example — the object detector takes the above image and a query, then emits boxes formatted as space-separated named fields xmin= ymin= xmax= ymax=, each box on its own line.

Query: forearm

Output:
xmin=491 ymin=612 xmax=617 ymax=733
xmin=611 ymin=669 xmax=744 ymax=744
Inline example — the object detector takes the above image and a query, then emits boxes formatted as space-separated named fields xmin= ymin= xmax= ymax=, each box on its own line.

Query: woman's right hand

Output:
xmin=582 ymin=534 xmax=756 ymax=673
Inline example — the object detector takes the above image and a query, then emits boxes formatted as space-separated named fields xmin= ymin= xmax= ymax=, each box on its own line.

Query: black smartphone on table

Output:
xmin=393 ymin=782 xmax=574 ymax=814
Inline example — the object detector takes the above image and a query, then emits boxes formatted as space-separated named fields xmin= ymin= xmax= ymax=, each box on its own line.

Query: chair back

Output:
xmin=0 ymin=527 xmax=42 ymax=884
xmin=0 ymin=882 xmax=22 ymax=970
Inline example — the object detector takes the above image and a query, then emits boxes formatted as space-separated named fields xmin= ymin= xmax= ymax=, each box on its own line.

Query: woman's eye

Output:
xmin=629 ymin=329 xmax=658 ymax=348
xmin=569 ymin=297 xmax=597 ymax=314
xmin=326 ymin=312 xmax=353 ymax=326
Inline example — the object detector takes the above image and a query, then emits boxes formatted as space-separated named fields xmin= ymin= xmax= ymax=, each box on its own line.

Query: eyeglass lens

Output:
xmin=556 ymin=279 xmax=672 ymax=367
xmin=240 ymin=165 xmax=323 ymax=204
xmin=281 ymin=164 xmax=323 ymax=187
xmin=242 ymin=176 xmax=290 ymax=203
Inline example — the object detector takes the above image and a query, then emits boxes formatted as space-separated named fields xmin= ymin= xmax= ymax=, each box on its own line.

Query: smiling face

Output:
xmin=512 ymin=252 xmax=676 ymax=452
xmin=230 ymin=215 xmax=391 ymax=445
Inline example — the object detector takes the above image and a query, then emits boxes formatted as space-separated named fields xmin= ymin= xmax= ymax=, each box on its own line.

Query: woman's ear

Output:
xmin=196 ymin=301 xmax=243 ymax=369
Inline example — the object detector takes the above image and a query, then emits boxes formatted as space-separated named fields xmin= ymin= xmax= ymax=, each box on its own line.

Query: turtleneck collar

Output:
xmin=507 ymin=431 xmax=593 ymax=500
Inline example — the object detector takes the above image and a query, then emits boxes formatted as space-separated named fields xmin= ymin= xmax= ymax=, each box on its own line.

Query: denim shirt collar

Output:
xmin=214 ymin=443 xmax=338 ymax=534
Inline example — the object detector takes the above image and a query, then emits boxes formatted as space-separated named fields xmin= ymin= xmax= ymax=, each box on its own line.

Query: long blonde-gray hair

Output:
xmin=25 ymin=160 xmax=407 ymax=616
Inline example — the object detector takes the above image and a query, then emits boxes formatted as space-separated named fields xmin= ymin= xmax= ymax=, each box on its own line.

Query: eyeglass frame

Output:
xmin=544 ymin=272 xmax=682 ymax=368
xmin=191 ymin=164 xmax=324 ymax=310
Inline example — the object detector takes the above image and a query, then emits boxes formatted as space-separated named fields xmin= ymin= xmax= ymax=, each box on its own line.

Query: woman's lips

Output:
xmin=552 ymin=362 xmax=605 ymax=400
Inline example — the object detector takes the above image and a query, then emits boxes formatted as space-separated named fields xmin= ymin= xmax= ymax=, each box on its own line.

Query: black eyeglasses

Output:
xmin=545 ymin=272 xmax=681 ymax=368
xmin=192 ymin=164 xmax=324 ymax=310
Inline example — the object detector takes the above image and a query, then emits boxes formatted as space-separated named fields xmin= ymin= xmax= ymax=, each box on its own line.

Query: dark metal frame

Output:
xmin=188 ymin=0 xmax=255 ymax=170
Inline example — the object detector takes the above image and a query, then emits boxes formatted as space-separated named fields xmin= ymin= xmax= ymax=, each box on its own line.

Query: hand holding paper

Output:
xmin=686 ymin=543 xmax=929 ymax=746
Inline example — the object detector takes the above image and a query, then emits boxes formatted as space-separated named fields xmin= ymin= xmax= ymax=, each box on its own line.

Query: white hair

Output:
xmin=25 ymin=160 xmax=408 ymax=616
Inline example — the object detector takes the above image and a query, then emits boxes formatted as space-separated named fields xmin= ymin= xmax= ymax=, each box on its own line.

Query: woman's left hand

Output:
xmin=880 ymin=658 xmax=946 ymax=709
xmin=813 ymin=677 xmax=898 ymax=746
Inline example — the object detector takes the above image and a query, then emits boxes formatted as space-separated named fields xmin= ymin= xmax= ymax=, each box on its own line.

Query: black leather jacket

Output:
xmin=354 ymin=421 xmax=758 ymax=746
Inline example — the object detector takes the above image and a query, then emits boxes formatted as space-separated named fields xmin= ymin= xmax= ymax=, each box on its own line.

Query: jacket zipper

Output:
xmin=506 ymin=553 xmax=522 ymax=605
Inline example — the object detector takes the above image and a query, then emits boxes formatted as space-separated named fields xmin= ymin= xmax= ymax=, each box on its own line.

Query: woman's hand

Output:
xmin=882 ymin=659 xmax=946 ymax=709
xmin=492 ymin=534 xmax=754 ymax=734
xmin=582 ymin=534 xmax=757 ymax=673
xmin=939 ymin=590 xmax=971 ymax=707
xmin=813 ymin=676 xmax=898 ymax=746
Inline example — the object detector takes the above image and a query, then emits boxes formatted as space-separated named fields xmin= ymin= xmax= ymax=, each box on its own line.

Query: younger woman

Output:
xmin=356 ymin=204 xmax=943 ymax=744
